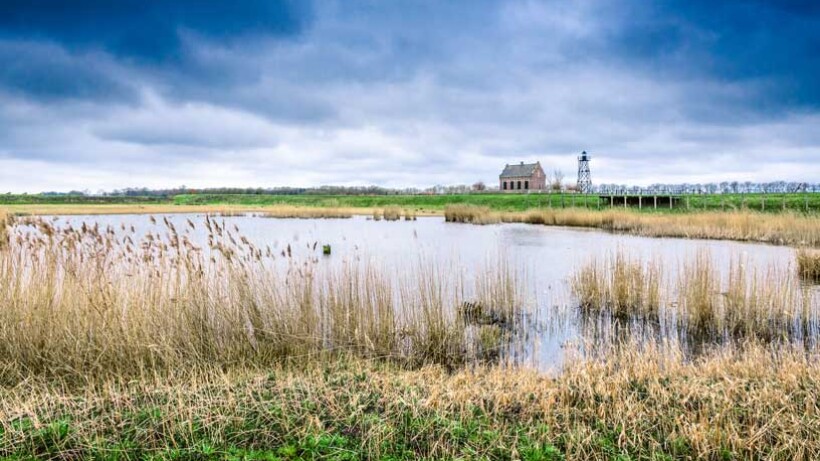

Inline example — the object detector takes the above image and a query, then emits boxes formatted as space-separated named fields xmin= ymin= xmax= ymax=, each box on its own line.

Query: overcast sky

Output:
xmin=0 ymin=0 xmax=818 ymax=192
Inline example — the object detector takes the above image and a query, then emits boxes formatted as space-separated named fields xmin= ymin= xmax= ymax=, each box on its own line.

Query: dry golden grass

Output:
xmin=677 ymin=251 xmax=722 ymax=336
xmin=258 ymin=205 xmax=353 ymax=219
xmin=797 ymin=248 xmax=820 ymax=282
xmin=571 ymin=250 xmax=808 ymax=341
xmin=382 ymin=205 xmax=402 ymax=221
xmin=0 ymin=216 xmax=521 ymax=384
xmin=2 ymin=341 xmax=819 ymax=459
xmin=572 ymin=251 xmax=661 ymax=319
xmin=369 ymin=206 xmax=418 ymax=221
xmin=0 ymin=209 xmax=10 ymax=250
xmin=446 ymin=205 xmax=820 ymax=247
xmin=676 ymin=253 xmax=803 ymax=340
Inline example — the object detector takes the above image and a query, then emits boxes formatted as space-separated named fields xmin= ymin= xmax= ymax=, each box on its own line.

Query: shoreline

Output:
xmin=5 ymin=203 xmax=818 ymax=248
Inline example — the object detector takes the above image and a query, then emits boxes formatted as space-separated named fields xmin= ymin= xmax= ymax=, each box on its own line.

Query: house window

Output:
xmin=517 ymin=181 xmax=521 ymax=190
xmin=525 ymin=181 xmax=529 ymax=190
xmin=502 ymin=181 xmax=507 ymax=190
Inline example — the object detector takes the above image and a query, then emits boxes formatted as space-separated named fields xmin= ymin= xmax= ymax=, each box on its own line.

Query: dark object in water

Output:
xmin=323 ymin=244 xmax=332 ymax=255
xmin=459 ymin=301 xmax=507 ymax=326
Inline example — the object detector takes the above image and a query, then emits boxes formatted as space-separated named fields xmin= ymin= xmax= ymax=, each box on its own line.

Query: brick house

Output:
xmin=499 ymin=161 xmax=546 ymax=191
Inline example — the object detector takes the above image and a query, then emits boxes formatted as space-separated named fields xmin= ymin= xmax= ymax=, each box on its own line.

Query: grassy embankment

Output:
xmin=1 ymin=212 xmax=820 ymax=459
xmin=173 ymin=192 xmax=820 ymax=213
xmin=2 ymin=192 xmax=820 ymax=215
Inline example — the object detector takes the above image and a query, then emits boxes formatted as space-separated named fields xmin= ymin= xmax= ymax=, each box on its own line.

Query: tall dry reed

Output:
xmin=259 ymin=206 xmax=353 ymax=219
xmin=445 ymin=205 xmax=820 ymax=247
xmin=572 ymin=249 xmax=810 ymax=342
xmin=675 ymin=252 xmax=807 ymax=341
xmin=572 ymin=251 xmax=661 ymax=319
xmin=0 ymin=216 xmax=521 ymax=383
xmin=797 ymin=248 xmax=820 ymax=282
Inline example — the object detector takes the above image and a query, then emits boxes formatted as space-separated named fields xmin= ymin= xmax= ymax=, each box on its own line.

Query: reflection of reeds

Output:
xmin=797 ymin=248 xmax=820 ymax=282
xmin=0 ymin=217 xmax=521 ymax=382
xmin=572 ymin=251 xmax=661 ymax=319
xmin=445 ymin=205 xmax=820 ymax=247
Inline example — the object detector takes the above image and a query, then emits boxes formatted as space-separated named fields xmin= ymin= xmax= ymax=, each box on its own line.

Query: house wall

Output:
xmin=499 ymin=168 xmax=547 ymax=192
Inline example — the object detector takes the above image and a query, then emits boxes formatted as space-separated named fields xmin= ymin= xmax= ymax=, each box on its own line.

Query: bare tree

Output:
xmin=472 ymin=181 xmax=486 ymax=192
xmin=551 ymin=169 xmax=565 ymax=192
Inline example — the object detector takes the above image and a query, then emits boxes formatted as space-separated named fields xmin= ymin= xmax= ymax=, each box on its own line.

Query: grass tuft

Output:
xmin=797 ymin=248 xmax=820 ymax=282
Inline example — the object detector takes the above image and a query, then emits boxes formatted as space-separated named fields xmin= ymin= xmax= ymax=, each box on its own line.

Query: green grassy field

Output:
xmin=1 ymin=192 xmax=819 ymax=213
xmin=0 ymin=194 xmax=167 ymax=205
xmin=173 ymin=192 xmax=820 ymax=213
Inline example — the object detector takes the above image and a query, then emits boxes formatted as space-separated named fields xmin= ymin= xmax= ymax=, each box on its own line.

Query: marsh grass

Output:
xmin=259 ymin=206 xmax=353 ymax=219
xmin=797 ymin=248 xmax=820 ymax=282
xmin=572 ymin=250 xmax=809 ymax=342
xmin=445 ymin=204 xmax=820 ymax=247
xmin=382 ymin=206 xmax=402 ymax=221
xmin=371 ymin=206 xmax=417 ymax=221
xmin=0 ymin=216 xmax=522 ymax=383
xmin=0 ymin=210 xmax=10 ymax=249
xmin=3 ymin=341 xmax=820 ymax=460
xmin=677 ymin=252 xmax=722 ymax=337
xmin=677 ymin=254 xmax=803 ymax=341
xmin=572 ymin=251 xmax=661 ymax=320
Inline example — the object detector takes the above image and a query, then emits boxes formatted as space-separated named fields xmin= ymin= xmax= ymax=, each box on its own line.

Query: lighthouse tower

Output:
xmin=577 ymin=151 xmax=592 ymax=193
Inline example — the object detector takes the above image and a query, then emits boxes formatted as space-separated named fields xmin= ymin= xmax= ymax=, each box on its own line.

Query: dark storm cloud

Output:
xmin=0 ymin=0 xmax=311 ymax=102
xmin=0 ymin=0 xmax=310 ymax=60
xmin=610 ymin=0 xmax=820 ymax=110
xmin=0 ymin=41 xmax=135 ymax=101
xmin=0 ymin=0 xmax=818 ymax=192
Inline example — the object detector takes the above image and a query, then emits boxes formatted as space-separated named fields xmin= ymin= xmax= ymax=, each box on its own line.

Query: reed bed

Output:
xmin=572 ymin=251 xmax=661 ymax=319
xmin=797 ymin=248 xmax=820 ymax=282
xmin=3 ymin=341 xmax=819 ymax=459
xmin=445 ymin=204 xmax=820 ymax=247
xmin=382 ymin=205 xmax=402 ymax=221
xmin=370 ymin=206 xmax=417 ymax=221
xmin=571 ymin=250 xmax=809 ymax=342
xmin=0 ymin=216 xmax=521 ymax=384
xmin=258 ymin=205 xmax=353 ymax=219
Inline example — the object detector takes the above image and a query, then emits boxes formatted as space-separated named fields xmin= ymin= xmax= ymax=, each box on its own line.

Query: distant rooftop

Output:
xmin=500 ymin=161 xmax=539 ymax=178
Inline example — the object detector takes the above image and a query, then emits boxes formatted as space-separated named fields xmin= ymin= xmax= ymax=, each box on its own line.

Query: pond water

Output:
xmin=31 ymin=214 xmax=820 ymax=372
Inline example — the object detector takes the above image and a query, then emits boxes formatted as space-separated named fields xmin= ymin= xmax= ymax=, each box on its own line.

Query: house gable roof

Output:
xmin=500 ymin=162 xmax=540 ymax=178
